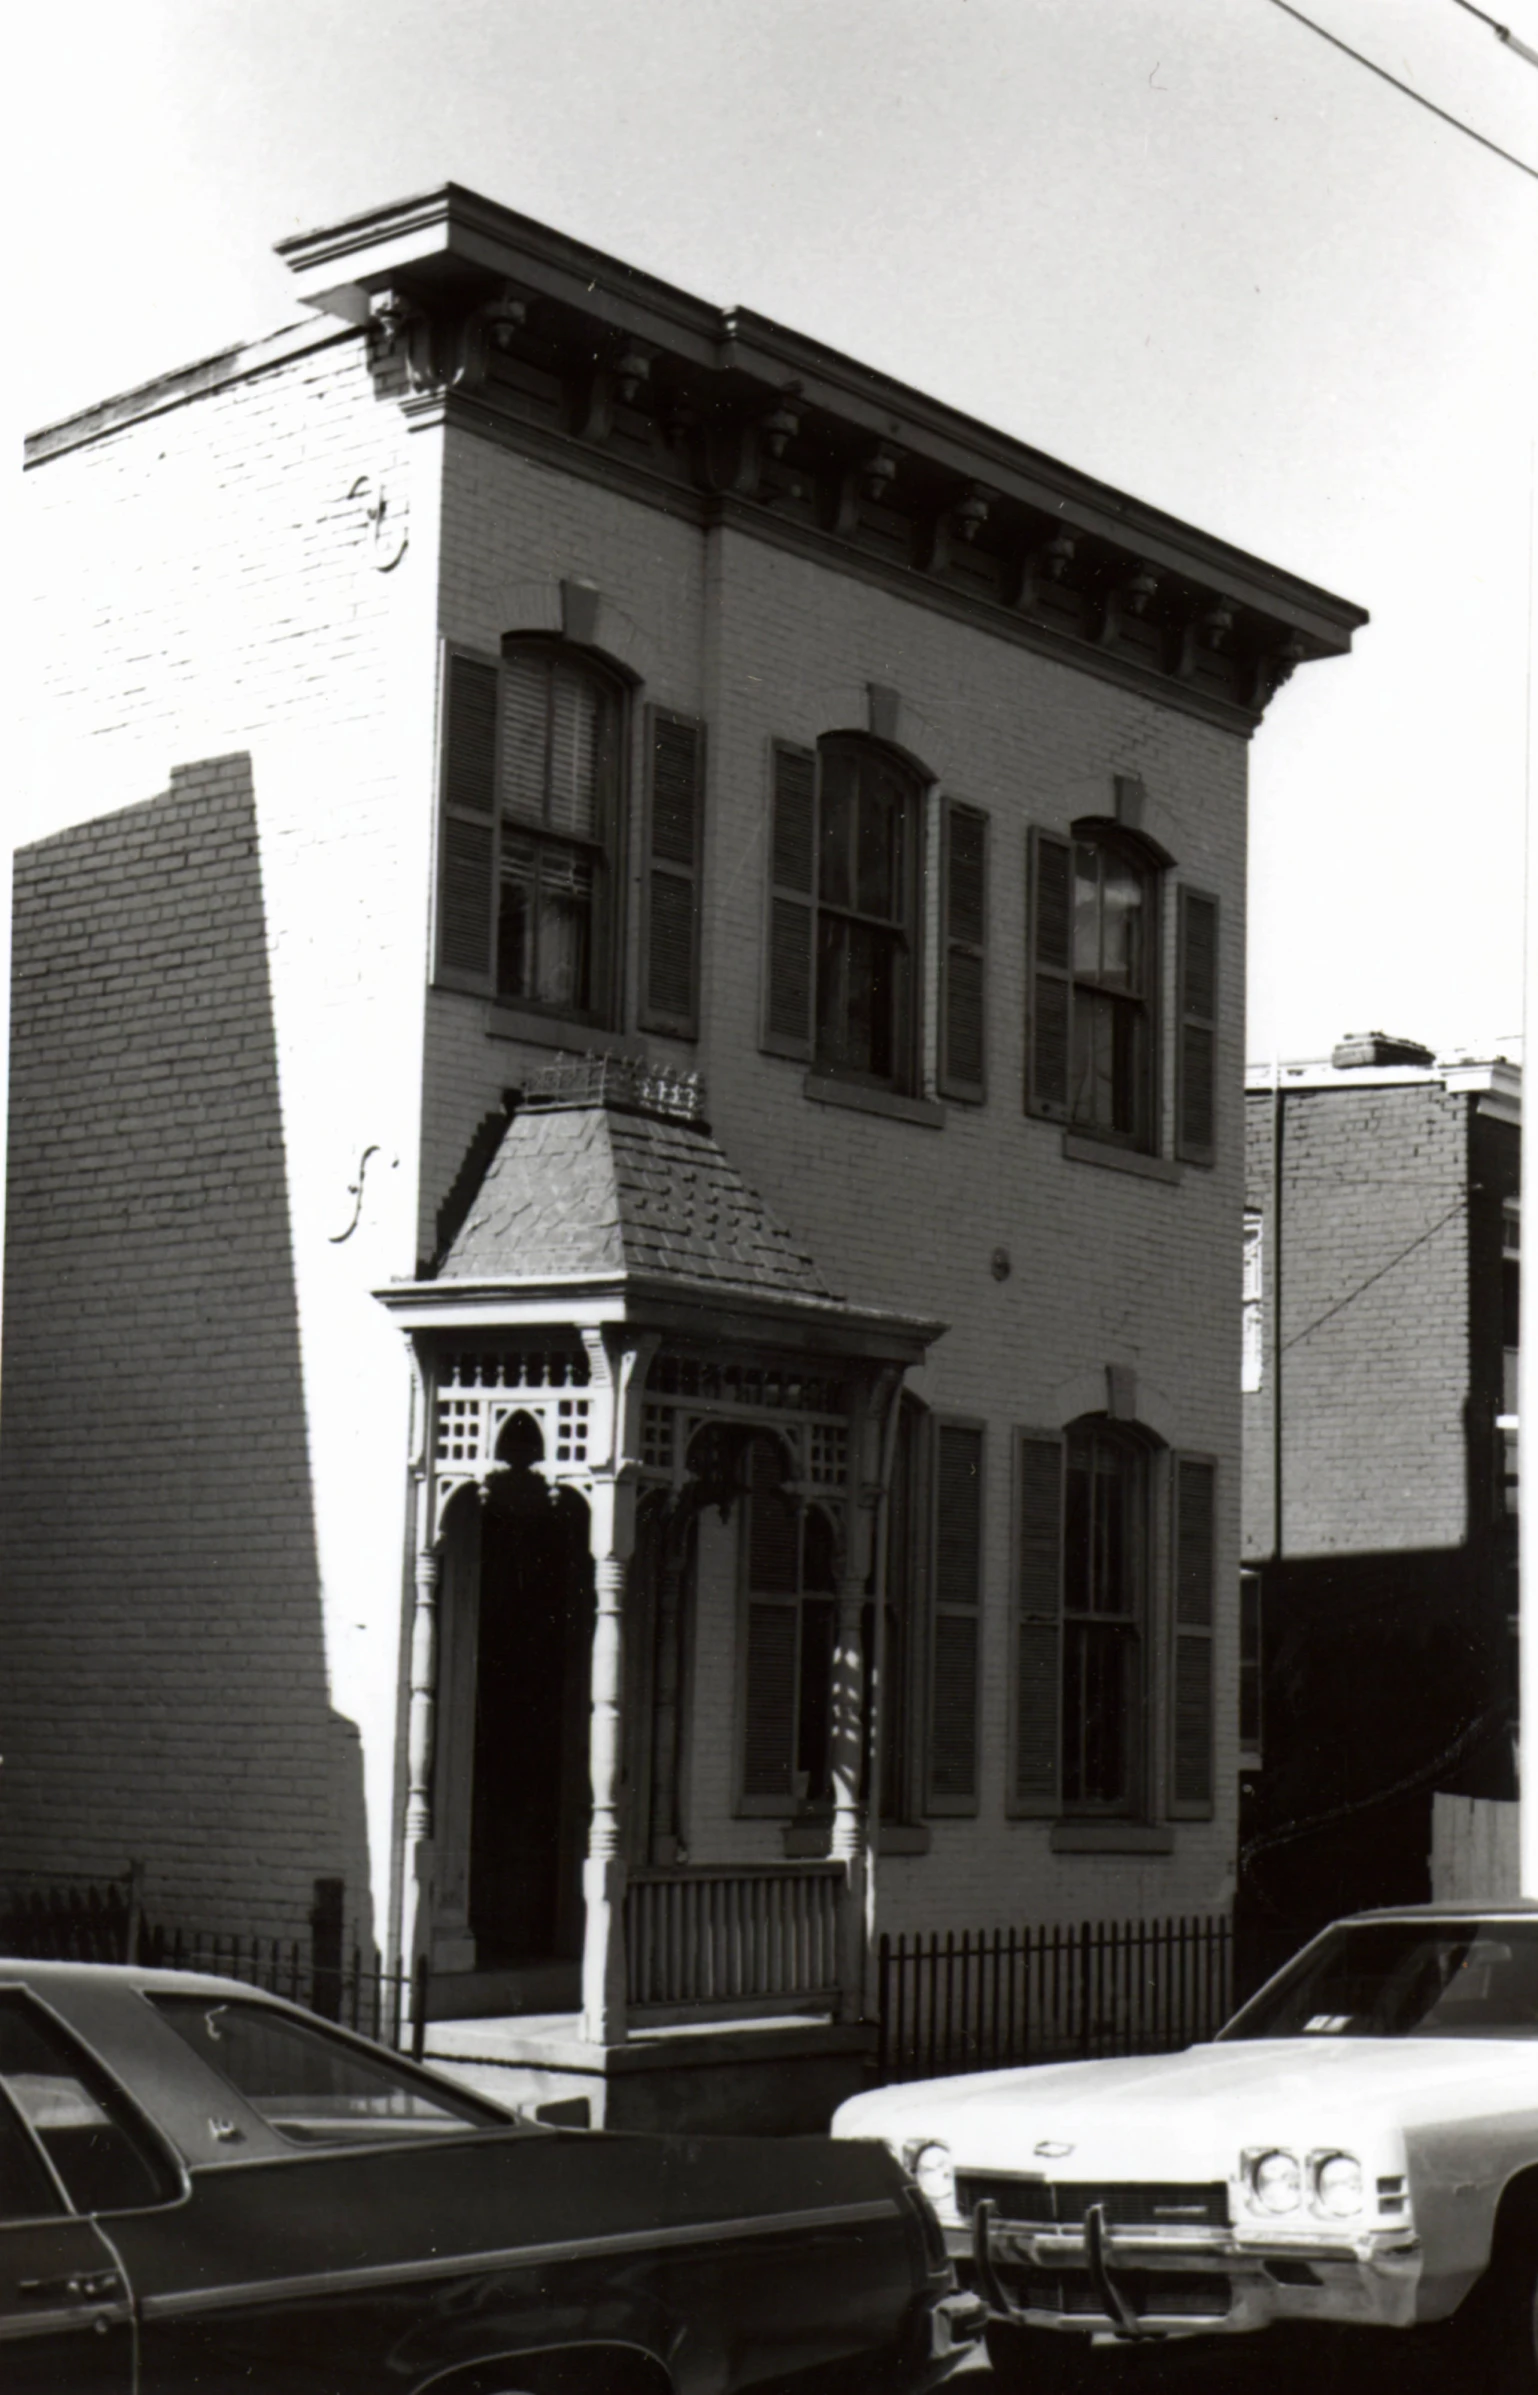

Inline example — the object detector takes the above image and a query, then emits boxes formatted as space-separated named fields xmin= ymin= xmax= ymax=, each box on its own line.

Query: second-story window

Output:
xmin=763 ymin=735 xmax=925 ymax=1092
xmin=1028 ymin=826 xmax=1157 ymax=1146
xmin=434 ymin=639 xmax=628 ymax=1027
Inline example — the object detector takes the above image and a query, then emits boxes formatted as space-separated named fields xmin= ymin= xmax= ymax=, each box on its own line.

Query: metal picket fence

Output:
xmin=877 ymin=1911 xmax=1233 ymax=2083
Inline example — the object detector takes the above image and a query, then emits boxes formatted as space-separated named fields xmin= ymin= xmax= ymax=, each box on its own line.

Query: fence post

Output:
xmin=310 ymin=1878 xmax=345 ymax=2021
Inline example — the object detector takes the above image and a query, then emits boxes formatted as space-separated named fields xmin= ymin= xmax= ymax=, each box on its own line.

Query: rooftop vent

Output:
xmin=1329 ymin=1032 xmax=1436 ymax=1071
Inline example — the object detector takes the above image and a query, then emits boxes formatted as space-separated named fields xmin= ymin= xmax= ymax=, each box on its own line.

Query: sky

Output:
xmin=8 ymin=0 xmax=1538 ymax=1075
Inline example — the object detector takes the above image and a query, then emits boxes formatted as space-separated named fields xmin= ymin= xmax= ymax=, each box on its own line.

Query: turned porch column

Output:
xmin=578 ymin=1329 xmax=656 ymax=2046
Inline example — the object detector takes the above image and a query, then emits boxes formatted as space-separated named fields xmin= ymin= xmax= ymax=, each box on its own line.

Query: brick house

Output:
xmin=4 ymin=187 xmax=1363 ymax=2119
xmin=1238 ymin=1035 xmax=1520 ymax=1981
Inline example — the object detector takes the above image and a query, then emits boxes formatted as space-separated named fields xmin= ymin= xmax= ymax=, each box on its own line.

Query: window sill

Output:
xmin=1049 ymin=1821 xmax=1176 ymax=1855
xmin=877 ymin=1822 xmax=932 ymax=1856
xmin=1061 ymin=1133 xmax=1181 ymax=1185
xmin=804 ymin=1074 xmax=945 ymax=1128
xmin=484 ymin=1002 xmax=647 ymax=1058
xmin=780 ymin=1819 xmax=933 ymax=1858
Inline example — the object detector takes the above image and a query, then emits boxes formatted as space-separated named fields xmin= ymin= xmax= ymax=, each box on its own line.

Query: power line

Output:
xmin=1280 ymin=1196 xmax=1467 ymax=1352
xmin=1263 ymin=0 xmax=1538 ymax=180
xmin=1448 ymin=0 xmax=1538 ymax=70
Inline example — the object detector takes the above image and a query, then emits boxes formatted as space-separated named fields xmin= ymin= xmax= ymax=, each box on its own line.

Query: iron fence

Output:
xmin=877 ymin=1912 xmax=1233 ymax=2083
xmin=0 ymin=1866 xmax=144 ymax=1964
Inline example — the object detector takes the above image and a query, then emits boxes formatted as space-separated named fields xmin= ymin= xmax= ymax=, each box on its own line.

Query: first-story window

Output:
xmin=1013 ymin=1420 xmax=1216 ymax=1822
xmin=739 ymin=1438 xmax=839 ymax=1809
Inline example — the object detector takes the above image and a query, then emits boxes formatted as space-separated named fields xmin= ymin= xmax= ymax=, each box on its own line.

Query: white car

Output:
xmin=833 ymin=1902 xmax=1538 ymax=2389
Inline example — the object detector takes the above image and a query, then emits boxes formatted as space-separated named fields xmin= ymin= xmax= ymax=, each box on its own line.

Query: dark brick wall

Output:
xmin=0 ymin=756 xmax=372 ymax=1944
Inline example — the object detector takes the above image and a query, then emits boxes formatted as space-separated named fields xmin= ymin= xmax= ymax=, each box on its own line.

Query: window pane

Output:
xmin=1093 ymin=1448 xmax=1127 ymax=1616
xmin=819 ymin=749 xmax=856 ymax=910
xmin=1072 ymin=844 xmax=1101 ymax=975
xmin=856 ymin=769 xmax=901 ymax=919
xmin=151 ymin=1997 xmax=501 ymax=2145
xmin=0 ymin=1993 xmax=175 ymax=2213
xmin=816 ymin=917 xmax=900 ymax=1078
xmin=1100 ymin=857 xmax=1143 ymax=991
xmin=499 ymin=653 xmax=549 ymax=823
xmin=497 ymin=838 xmax=535 ymax=999
xmin=547 ymin=669 xmax=604 ymax=840
xmin=1063 ymin=1621 xmax=1134 ymax=1805
xmin=533 ymin=847 xmax=593 ymax=1010
xmin=1064 ymin=1447 xmax=1091 ymax=1614
xmin=0 ymin=2084 xmax=63 ymax=2220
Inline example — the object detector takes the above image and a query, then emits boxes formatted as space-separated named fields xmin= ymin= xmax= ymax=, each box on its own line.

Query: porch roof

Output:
xmin=377 ymin=1057 xmax=944 ymax=1364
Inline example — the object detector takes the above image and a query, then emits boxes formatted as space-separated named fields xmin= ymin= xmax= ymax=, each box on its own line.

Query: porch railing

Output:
xmin=877 ymin=1912 xmax=1233 ymax=2083
xmin=625 ymin=1862 xmax=844 ymax=2014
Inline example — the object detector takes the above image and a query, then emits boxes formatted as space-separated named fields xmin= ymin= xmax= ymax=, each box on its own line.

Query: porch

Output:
xmin=374 ymin=1055 xmax=942 ymax=2120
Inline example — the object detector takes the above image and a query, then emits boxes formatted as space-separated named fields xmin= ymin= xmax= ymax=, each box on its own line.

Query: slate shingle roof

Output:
xmin=439 ymin=1101 xmax=837 ymax=1302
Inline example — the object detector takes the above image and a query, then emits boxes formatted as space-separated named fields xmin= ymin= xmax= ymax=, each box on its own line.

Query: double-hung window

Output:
xmin=739 ymin=1438 xmax=839 ymax=1811
xmin=435 ymin=640 xmax=626 ymax=1026
xmin=1028 ymin=828 xmax=1155 ymax=1145
xmin=1013 ymin=1421 xmax=1217 ymax=1823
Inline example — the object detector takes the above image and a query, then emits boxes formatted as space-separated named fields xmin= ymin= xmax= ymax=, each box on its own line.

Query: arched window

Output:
xmin=435 ymin=638 xmax=628 ymax=1026
xmin=764 ymin=735 xmax=926 ymax=1092
xmin=1027 ymin=824 xmax=1159 ymax=1146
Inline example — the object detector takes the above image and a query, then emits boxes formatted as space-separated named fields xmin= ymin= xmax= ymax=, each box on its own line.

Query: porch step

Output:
xmin=428 ymin=1962 xmax=580 ymax=2020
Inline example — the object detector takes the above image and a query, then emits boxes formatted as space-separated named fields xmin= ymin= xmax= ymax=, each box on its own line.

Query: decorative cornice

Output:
xmin=274 ymin=188 xmax=1364 ymax=731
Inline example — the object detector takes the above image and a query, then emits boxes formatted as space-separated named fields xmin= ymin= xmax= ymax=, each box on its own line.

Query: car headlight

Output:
xmin=902 ymin=2138 xmax=957 ymax=2218
xmin=1244 ymin=2147 xmax=1303 ymax=2214
xmin=1311 ymin=2151 xmax=1364 ymax=2218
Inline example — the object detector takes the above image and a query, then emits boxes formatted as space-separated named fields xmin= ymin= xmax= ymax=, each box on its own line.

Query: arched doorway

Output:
xmin=467 ymin=1422 xmax=594 ymax=1965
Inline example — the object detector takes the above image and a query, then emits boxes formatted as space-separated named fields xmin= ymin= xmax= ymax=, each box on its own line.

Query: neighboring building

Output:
xmin=1239 ymin=1035 xmax=1520 ymax=1979
xmin=4 ymin=186 xmax=1363 ymax=2120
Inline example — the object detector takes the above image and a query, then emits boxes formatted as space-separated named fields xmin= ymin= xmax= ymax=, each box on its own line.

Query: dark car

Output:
xmin=1 ymin=1958 xmax=984 ymax=2393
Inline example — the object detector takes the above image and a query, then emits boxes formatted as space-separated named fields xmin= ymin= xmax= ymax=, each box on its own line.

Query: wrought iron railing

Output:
xmin=877 ymin=1912 xmax=1233 ymax=2083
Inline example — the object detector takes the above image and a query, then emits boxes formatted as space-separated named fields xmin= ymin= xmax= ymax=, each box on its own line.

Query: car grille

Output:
xmin=956 ymin=2174 xmax=1230 ymax=2230
xmin=1007 ymin=2268 xmax=1233 ymax=2321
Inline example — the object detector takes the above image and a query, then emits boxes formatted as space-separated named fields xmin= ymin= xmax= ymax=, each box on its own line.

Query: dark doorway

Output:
xmin=468 ymin=1463 xmax=593 ymax=1965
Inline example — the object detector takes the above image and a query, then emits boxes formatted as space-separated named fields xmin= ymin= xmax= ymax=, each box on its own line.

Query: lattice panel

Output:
xmin=807 ymin=1423 xmax=849 ymax=1487
xmin=642 ymin=1404 xmax=675 ymax=1472
xmin=552 ymin=1398 xmax=591 ymax=1467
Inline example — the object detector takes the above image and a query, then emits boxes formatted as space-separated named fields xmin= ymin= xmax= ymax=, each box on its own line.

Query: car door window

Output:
xmin=0 ymin=2083 xmax=67 ymax=2222
xmin=150 ymin=1995 xmax=510 ymax=2145
xmin=0 ymin=1993 xmax=178 ymax=2213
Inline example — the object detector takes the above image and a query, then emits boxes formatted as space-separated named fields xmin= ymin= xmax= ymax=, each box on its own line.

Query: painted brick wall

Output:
xmin=13 ymin=326 xmax=440 ymax=1950
xmin=422 ymin=433 xmax=1250 ymax=1936
xmin=1242 ymin=1080 xmax=1472 ymax=1561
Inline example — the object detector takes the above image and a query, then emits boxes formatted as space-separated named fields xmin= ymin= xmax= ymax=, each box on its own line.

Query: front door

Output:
xmin=468 ymin=1472 xmax=594 ymax=1964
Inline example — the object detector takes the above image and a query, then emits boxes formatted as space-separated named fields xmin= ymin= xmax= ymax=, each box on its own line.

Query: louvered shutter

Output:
xmin=939 ymin=800 xmax=988 ymax=1102
xmin=1027 ymin=828 xmax=1073 ymax=1118
xmin=436 ymin=649 xmax=499 ymax=988
xmin=925 ymin=1421 xmax=983 ymax=1812
xmin=1013 ymin=1433 xmax=1063 ymax=1814
xmin=1176 ymin=889 xmax=1219 ymax=1165
xmin=1171 ymin=1456 xmax=1216 ymax=1816
xmin=640 ymin=707 xmax=705 ymax=1038
xmin=762 ymin=742 xmax=817 ymax=1059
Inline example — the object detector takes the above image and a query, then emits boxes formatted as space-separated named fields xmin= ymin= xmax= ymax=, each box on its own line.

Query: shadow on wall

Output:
xmin=0 ymin=754 xmax=372 ymax=1952
xmin=1236 ymin=1543 xmax=1516 ymax=1993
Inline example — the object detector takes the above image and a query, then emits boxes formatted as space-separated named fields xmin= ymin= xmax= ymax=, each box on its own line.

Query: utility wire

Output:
xmin=1239 ymin=1701 xmax=1511 ymax=1869
xmin=1449 ymin=0 xmax=1538 ymax=69
xmin=1279 ymin=1196 xmax=1467 ymax=1352
xmin=1263 ymin=0 xmax=1538 ymax=179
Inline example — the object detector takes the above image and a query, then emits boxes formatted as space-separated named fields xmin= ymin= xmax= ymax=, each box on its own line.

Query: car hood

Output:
xmin=834 ymin=2038 xmax=1538 ymax=2179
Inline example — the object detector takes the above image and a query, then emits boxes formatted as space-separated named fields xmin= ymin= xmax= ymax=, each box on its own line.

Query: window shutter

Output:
xmin=1013 ymin=1433 xmax=1063 ymax=1815
xmin=1171 ymin=1456 xmax=1216 ymax=1816
xmin=1027 ymin=828 xmax=1073 ymax=1118
xmin=939 ymin=800 xmax=988 ymax=1102
xmin=640 ymin=707 xmax=705 ymax=1038
xmin=742 ymin=1600 xmax=798 ymax=1802
xmin=762 ymin=742 xmax=817 ymax=1059
xmin=436 ymin=649 xmax=499 ymax=987
xmin=1176 ymin=889 xmax=1219 ymax=1164
xmin=926 ymin=1422 xmax=983 ymax=1812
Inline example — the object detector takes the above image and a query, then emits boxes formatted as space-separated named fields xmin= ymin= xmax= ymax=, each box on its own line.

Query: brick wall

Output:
xmin=0 ymin=759 xmax=371 ymax=1941
xmin=1242 ymin=1080 xmax=1471 ymax=1560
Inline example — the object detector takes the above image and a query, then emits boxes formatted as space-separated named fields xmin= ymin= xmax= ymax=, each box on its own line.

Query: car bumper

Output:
xmin=951 ymin=2205 xmax=1423 ymax=2340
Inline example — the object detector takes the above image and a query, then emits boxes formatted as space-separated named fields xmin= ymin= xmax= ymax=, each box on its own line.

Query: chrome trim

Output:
xmin=0 ymin=2303 xmax=134 ymax=2341
xmin=140 ymin=2195 xmax=902 ymax=2321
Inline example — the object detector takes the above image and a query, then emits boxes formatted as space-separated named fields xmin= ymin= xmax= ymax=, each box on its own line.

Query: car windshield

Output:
xmin=151 ymin=1995 xmax=512 ymax=2144
xmin=1220 ymin=1920 xmax=1538 ymax=2041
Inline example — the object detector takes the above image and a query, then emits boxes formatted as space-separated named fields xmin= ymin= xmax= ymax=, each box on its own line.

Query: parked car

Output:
xmin=1 ymin=1957 xmax=984 ymax=2394
xmin=832 ymin=1902 xmax=1538 ymax=2389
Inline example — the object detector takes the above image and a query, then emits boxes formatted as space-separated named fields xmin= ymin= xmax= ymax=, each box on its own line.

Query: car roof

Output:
xmin=1338 ymin=1900 xmax=1538 ymax=1921
xmin=1 ymin=1957 xmax=278 ymax=1998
